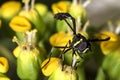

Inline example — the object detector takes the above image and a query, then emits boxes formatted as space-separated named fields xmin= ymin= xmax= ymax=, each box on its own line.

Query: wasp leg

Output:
xmin=41 ymin=48 xmax=54 ymax=69
xmin=54 ymin=46 xmax=69 ymax=48
xmin=59 ymin=40 xmax=71 ymax=71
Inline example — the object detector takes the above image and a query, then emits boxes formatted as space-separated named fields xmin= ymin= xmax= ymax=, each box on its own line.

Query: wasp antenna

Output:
xmin=54 ymin=13 xmax=77 ymax=35
xmin=88 ymin=37 xmax=110 ymax=42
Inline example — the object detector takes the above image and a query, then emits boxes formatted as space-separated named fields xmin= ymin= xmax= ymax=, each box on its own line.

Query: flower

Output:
xmin=9 ymin=16 xmax=31 ymax=32
xmin=13 ymin=29 xmax=44 ymax=80
xmin=0 ymin=57 xmax=9 ymax=73
xmin=41 ymin=57 xmax=78 ymax=80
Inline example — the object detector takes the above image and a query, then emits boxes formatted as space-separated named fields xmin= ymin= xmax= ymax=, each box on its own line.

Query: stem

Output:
xmin=83 ymin=0 xmax=91 ymax=8
xmin=115 ymin=25 xmax=120 ymax=34
xmin=72 ymin=0 xmax=78 ymax=5
xmin=76 ymin=17 xmax=81 ymax=33
xmin=31 ymin=0 xmax=35 ymax=10
xmin=24 ymin=1 xmax=29 ymax=12
xmin=108 ymin=21 xmax=114 ymax=32
xmin=82 ymin=20 xmax=90 ymax=32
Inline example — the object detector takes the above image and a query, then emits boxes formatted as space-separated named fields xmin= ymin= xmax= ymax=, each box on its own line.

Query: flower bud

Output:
xmin=96 ymin=31 xmax=120 ymax=80
xmin=69 ymin=3 xmax=86 ymax=19
xmin=17 ymin=46 xmax=43 ymax=80
xmin=35 ymin=3 xmax=48 ymax=17
xmin=13 ymin=30 xmax=44 ymax=80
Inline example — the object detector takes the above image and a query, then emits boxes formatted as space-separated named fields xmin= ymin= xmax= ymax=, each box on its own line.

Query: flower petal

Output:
xmin=0 ymin=57 xmax=9 ymax=73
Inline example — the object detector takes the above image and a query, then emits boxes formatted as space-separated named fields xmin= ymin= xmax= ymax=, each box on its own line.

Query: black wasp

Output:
xmin=42 ymin=13 xmax=110 ymax=69
xmin=54 ymin=13 xmax=110 ymax=68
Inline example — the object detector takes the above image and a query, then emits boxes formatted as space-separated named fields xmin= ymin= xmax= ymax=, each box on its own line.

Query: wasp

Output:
xmin=42 ymin=13 xmax=110 ymax=70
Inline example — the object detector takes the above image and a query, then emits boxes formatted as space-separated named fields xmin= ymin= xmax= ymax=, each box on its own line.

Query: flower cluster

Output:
xmin=0 ymin=0 xmax=120 ymax=80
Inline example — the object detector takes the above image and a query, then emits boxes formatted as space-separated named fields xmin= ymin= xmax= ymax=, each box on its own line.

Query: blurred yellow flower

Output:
xmin=41 ymin=57 xmax=62 ymax=76
xmin=1 ymin=1 xmax=21 ymax=19
xmin=9 ymin=16 xmax=31 ymax=32
xmin=52 ymin=1 xmax=71 ymax=14
xmin=0 ymin=57 xmax=9 ymax=73
xmin=100 ymin=31 xmax=120 ymax=55
xmin=49 ymin=31 xmax=72 ymax=47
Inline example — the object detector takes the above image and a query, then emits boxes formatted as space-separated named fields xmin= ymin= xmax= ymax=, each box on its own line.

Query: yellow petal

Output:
xmin=52 ymin=1 xmax=71 ymax=14
xmin=9 ymin=16 xmax=31 ymax=32
xmin=13 ymin=46 xmax=21 ymax=58
xmin=0 ymin=77 xmax=10 ymax=80
xmin=1 ymin=1 xmax=21 ymax=19
xmin=41 ymin=57 xmax=62 ymax=76
xmin=100 ymin=31 xmax=120 ymax=55
xmin=0 ymin=57 xmax=9 ymax=73
xmin=49 ymin=31 xmax=72 ymax=47
xmin=100 ymin=31 xmax=119 ymax=41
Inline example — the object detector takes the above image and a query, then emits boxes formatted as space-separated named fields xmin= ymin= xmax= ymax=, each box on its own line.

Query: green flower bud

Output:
xmin=17 ymin=46 xmax=43 ymax=80
xmin=96 ymin=53 xmax=120 ymax=80
xmin=13 ymin=29 xmax=44 ymax=80
xmin=96 ymin=31 xmax=120 ymax=80
xmin=35 ymin=3 xmax=48 ymax=17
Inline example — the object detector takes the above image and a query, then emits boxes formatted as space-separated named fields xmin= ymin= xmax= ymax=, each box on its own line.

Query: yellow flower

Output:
xmin=41 ymin=57 xmax=78 ymax=80
xmin=100 ymin=31 xmax=120 ymax=55
xmin=41 ymin=57 xmax=62 ymax=76
xmin=0 ymin=57 xmax=9 ymax=73
xmin=19 ymin=9 xmax=46 ymax=37
xmin=49 ymin=31 xmax=72 ymax=47
xmin=52 ymin=1 xmax=71 ymax=14
xmin=9 ymin=16 xmax=31 ymax=32
xmin=1 ymin=1 xmax=21 ymax=19
xmin=12 ymin=30 xmax=44 ymax=80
